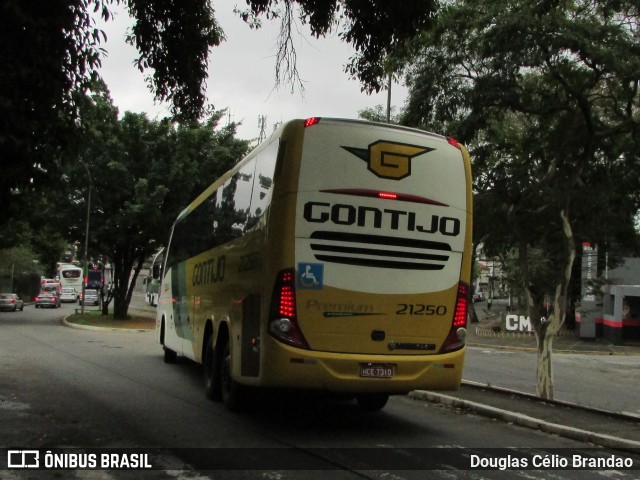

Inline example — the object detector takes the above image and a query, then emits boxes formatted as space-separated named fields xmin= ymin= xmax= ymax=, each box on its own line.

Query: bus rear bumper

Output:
xmin=258 ymin=341 xmax=465 ymax=394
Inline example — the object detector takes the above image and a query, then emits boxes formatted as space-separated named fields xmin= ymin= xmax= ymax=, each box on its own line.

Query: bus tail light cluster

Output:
xmin=269 ymin=269 xmax=310 ymax=349
xmin=439 ymin=282 xmax=469 ymax=353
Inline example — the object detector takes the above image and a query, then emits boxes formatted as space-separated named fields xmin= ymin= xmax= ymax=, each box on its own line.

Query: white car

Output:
xmin=60 ymin=287 xmax=78 ymax=303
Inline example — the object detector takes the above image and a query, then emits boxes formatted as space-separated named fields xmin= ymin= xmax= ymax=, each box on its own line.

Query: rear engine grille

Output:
xmin=309 ymin=231 xmax=451 ymax=270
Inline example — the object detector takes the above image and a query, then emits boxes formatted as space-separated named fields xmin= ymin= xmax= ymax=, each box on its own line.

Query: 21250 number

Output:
xmin=396 ymin=304 xmax=448 ymax=316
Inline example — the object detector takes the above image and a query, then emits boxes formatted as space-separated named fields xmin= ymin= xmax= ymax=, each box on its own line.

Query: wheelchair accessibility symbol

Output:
xmin=297 ymin=263 xmax=324 ymax=290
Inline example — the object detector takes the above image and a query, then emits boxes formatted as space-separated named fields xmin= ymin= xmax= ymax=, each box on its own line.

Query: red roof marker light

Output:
xmin=447 ymin=137 xmax=461 ymax=149
xmin=378 ymin=192 xmax=398 ymax=200
xmin=304 ymin=117 xmax=321 ymax=127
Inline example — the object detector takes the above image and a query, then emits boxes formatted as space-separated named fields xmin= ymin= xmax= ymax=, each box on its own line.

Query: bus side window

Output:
xmin=152 ymin=263 xmax=162 ymax=280
xmin=246 ymin=140 xmax=279 ymax=231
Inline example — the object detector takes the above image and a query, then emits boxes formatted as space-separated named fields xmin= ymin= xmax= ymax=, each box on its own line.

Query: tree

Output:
xmin=1 ymin=0 xmax=437 ymax=222
xmin=239 ymin=0 xmax=437 ymax=93
xmin=60 ymin=85 xmax=249 ymax=319
xmin=401 ymin=0 xmax=640 ymax=399
xmin=0 ymin=246 xmax=45 ymax=289
xmin=0 ymin=1 xmax=100 ymax=227
xmin=358 ymin=105 xmax=402 ymax=124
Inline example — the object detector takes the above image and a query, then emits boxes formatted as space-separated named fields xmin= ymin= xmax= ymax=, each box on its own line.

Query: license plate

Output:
xmin=359 ymin=363 xmax=395 ymax=378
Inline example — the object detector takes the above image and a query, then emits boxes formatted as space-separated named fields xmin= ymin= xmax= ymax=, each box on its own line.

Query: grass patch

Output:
xmin=66 ymin=309 xmax=155 ymax=330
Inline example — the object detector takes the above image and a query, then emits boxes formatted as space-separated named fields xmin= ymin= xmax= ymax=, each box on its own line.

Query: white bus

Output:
xmin=156 ymin=118 xmax=473 ymax=411
xmin=56 ymin=263 xmax=83 ymax=292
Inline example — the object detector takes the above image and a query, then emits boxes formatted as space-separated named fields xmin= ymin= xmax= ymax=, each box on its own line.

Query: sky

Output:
xmin=94 ymin=2 xmax=408 ymax=142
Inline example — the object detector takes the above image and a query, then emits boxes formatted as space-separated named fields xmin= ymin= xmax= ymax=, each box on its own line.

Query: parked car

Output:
xmin=60 ymin=287 xmax=78 ymax=303
xmin=35 ymin=291 xmax=61 ymax=308
xmin=79 ymin=289 xmax=99 ymax=306
xmin=0 ymin=293 xmax=25 ymax=312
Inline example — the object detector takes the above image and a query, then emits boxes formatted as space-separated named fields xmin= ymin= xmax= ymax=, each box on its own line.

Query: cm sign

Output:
xmin=505 ymin=315 xmax=534 ymax=332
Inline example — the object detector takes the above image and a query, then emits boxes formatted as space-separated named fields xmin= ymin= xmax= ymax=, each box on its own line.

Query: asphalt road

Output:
xmin=1 ymin=302 xmax=639 ymax=479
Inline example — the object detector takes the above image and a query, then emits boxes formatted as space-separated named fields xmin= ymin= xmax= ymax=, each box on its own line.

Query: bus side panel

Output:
xmin=174 ymin=132 xmax=281 ymax=368
xmin=185 ymin=228 xmax=266 ymax=366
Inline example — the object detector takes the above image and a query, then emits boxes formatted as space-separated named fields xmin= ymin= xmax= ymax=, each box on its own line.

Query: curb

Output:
xmin=409 ymin=390 xmax=640 ymax=453
xmin=62 ymin=317 xmax=153 ymax=333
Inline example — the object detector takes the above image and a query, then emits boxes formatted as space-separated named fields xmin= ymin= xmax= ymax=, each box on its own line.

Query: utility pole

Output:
xmin=257 ymin=115 xmax=267 ymax=144
xmin=79 ymin=159 xmax=92 ymax=316
xmin=386 ymin=72 xmax=392 ymax=123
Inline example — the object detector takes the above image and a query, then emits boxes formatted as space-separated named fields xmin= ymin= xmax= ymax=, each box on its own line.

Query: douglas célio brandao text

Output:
xmin=470 ymin=453 xmax=635 ymax=470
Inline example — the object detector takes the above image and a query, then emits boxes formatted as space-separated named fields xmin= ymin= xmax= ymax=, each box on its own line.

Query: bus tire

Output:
xmin=221 ymin=341 xmax=243 ymax=411
xmin=204 ymin=335 xmax=222 ymax=401
xmin=356 ymin=394 xmax=389 ymax=412
xmin=163 ymin=346 xmax=177 ymax=364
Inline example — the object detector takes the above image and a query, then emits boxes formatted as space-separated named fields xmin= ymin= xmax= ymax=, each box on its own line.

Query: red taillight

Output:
xmin=304 ymin=117 xmax=321 ymax=127
xmin=269 ymin=269 xmax=310 ymax=349
xmin=453 ymin=282 xmax=469 ymax=327
xmin=278 ymin=271 xmax=296 ymax=317
xmin=9 ymin=298 xmax=15 ymax=303
xmin=439 ymin=282 xmax=469 ymax=353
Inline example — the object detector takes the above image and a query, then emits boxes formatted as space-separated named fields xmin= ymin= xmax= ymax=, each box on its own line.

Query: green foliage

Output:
xmin=127 ymin=0 xmax=224 ymax=121
xmin=0 ymin=246 xmax=45 ymax=277
xmin=0 ymin=204 xmax=69 ymax=277
xmin=402 ymin=0 xmax=640 ymax=303
xmin=56 ymin=86 xmax=249 ymax=318
xmin=0 ymin=0 xmax=110 ymax=224
xmin=1 ymin=0 xmax=436 ymax=220
xmin=0 ymin=245 xmax=47 ymax=298
xmin=358 ymin=105 xmax=402 ymax=124
xmin=236 ymin=0 xmax=438 ymax=92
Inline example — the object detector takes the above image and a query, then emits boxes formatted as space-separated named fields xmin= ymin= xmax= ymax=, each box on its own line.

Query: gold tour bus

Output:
xmin=156 ymin=117 xmax=473 ymax=411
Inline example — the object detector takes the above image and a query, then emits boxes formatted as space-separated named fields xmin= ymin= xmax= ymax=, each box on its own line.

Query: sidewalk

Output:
xmin=414 ymin=303 xmax=640 ymax=452
xmin=412 ymin=382 xmax=640 ymax=451
xmin=467 ymin=303 xmax=640 ymax=355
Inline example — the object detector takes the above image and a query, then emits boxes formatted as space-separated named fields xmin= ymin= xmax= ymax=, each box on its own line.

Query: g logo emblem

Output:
xmin=342 ymin=141 xmax=433 ymax=180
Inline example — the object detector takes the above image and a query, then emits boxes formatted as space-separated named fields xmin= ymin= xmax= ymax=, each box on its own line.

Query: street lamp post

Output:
xmin=79 ymin=159 xmax=92 ymax=316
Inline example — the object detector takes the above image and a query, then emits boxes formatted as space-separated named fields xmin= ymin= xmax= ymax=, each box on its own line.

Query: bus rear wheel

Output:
xmin=204 ymin=335 xmax=221 ymax=400
xmin=220 ymin=341 xmax=243 ymax=411
xmin=356 ymin=394 xmax=389 ymax=412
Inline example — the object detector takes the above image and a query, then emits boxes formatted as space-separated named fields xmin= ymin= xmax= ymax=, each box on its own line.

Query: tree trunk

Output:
xmin=533 ymin=210 xmax=576 ymax=399
xmin=112 ymin=254 xmax=134 ymax=319
xmin=535 ymin=326 xmax=554 ymax=399
xmin=100 ymin=286 xmax=113 ymax=316
xmin=112 ymin=254 xmax=145 ymax=319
